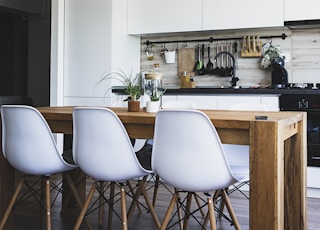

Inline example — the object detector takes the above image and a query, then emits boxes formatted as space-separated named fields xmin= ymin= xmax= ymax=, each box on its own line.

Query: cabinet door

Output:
xmin=177 ymin=95 xmax=218 ymax=109
xmin=284 ymin=0 xmax=320 ymax=21
xmin=217 ymin=95 xmax=261 ymax=110
xmin=203 ymin=0 xmax=284 ymax=30
xmin=128 ymin=0 xmax=202 ymax=34
xmin=261 ymin=96 xmax=279 ymax=111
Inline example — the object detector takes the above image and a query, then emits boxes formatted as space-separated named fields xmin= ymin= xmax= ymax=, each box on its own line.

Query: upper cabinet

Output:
xmin=127 ymin=0 xmax=202 ymax=35
xmin=284 ymin=0 xmax=320 ymax=21
xmin=203 ymin=0 xmax=284 ymax=30
xmin=128 ymin=0 xmax=284 ymax=35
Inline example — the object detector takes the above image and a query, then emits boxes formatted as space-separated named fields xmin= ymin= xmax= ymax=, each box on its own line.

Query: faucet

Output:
xmin=214 ymin=51 xmax=239 ymax=88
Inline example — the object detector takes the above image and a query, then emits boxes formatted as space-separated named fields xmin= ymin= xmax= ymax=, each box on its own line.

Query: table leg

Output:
xmin=250 ymin=117 xmax=307 ymax=230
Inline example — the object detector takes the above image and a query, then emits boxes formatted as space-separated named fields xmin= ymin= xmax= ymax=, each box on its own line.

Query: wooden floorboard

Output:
xmin=7 ymin=174 xmax=320 ymax=229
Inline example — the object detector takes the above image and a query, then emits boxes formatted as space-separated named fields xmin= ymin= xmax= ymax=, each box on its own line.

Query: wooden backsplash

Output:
xmin=140 ymin=28 xmax=320 ymax=88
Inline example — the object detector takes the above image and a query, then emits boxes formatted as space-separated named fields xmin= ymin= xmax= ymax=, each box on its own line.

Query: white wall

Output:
xmin=51 ymin=0 xmax=140 ymax=107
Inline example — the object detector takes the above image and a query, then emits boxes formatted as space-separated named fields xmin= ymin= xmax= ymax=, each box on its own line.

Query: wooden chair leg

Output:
xmin=74 ymin=183 xmax=97 ymax=230
xmin=139 ymin=180 xmax=161 ymax=229
xmin=45 ymin=177 xmax=52 ymax=230
xmin=183 ymin=192 xmax=193 ymax=230
xmin=64 ymin=174 xmax=93 ymax=230
xmin=126 ymin=180 xmax=142 ymax=212
xmin=160 ymin=193 xmax=179 ymax=230
xmin=98 ymin=181 xmax=105 ymax=225
xmin=152 ymin=174 xmax=160 ymax=207
xmin=207 ymin=197 xmax=217 ymax=230
xmin=0 ymin=178 xmax=24 ymax=229
xmin=194 ymin=193 xmax=206 ymax=217
xmin=203 ymin=190 xmax=221 ymax=228
xmin=218 ymin=188 xmax=227 ymax=219
xmin=107 ymin=182 xmax=115 ymax=230
xmin=221 ymin=189 xmax=241 ymax=230
xmin=175 ymin=189 xmax=184 ymax=230
xmin=120 ymin=184 xmax=128 ymax=230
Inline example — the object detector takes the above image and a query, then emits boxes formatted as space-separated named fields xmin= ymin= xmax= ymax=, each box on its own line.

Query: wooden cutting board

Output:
xmin=178 ymin=48 xmax=195 ymax=76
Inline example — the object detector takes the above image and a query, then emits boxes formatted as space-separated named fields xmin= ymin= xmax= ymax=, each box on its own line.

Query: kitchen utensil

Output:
xmin=252 ymin=36 xmax=256 ymax=53
xmin=226 ymin=43 xmax=233 ymax=76
xmin=225 ymin=44 xmax=230 ymax=76
xmin=242 ymin=36 xmax=247 ymax=53
xmin=241 ymin=35 xmax=262 ymax=57
xmin=206 ymin=46 xmax=214 ymax=74
xmin=198 ymin=44 xmax=206 ymax=75
xmin=247 ymin=36 xmax=251 ymax=53
xmin=256 ymin=36 xmax=261 ymax=52
xmin=212 ymin=44 xmax=220 ymax=75
xmin=194 ymin=45 xmax=202 ymax=73
xmin=219 ymin=43 xmax=225 ymax=76
xmin=178 ymin=47 xmax=195 ymax=77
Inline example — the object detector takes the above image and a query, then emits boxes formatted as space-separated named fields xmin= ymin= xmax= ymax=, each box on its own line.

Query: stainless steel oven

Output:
xmin=280 ymin=93 xmax=320 ymax=166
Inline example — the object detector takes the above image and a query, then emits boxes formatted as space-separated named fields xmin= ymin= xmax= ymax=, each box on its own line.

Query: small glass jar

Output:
xmin=144 ymin=64 xmax=163 ymax=100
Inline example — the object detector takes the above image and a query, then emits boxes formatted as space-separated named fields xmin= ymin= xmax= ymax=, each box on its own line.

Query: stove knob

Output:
xmin=298 ymin=99 xmax=308 ymax=109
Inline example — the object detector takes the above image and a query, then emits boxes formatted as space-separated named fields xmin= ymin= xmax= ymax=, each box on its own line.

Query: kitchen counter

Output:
xmin=112 ymin=86 xmax=320 ymax=95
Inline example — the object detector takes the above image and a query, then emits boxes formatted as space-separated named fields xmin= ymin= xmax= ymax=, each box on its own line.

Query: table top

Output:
xmin=38 ymin=106 xmax=305 ymax=126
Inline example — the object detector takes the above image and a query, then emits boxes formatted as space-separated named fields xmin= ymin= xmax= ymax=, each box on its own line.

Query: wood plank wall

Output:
xmin=140 ymin=28 xmax=320 ymax=88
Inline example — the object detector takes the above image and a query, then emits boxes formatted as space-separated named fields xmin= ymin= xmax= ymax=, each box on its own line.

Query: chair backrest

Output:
xmin=162 ymin=101 xmax=196 ymax=109
xmin=152 ymin=109 xmax=237 ymax=192
xmin=72 ymin=107 xmax=148 ymax=181
xmin=1 ymin=105 xmax=74 ymax=175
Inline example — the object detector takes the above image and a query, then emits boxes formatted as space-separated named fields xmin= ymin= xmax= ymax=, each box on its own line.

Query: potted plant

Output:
xmin=146 ymin=88 xmax=166 ymax=113
xmin=98 ymin=69 xmax=144 ymax=112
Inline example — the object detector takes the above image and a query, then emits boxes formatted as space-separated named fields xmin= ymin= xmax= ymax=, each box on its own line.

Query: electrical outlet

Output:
xmin=282 ymin=52 xmax=291 ymax=63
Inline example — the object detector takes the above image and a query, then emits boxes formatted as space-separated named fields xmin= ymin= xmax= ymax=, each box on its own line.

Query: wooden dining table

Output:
xmin=0 ymin=106 xmax=307 ymax=229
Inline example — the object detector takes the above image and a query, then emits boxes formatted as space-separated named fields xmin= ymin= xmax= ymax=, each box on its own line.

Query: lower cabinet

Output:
xmin=170 ymin=95 xmax=279 ymax=111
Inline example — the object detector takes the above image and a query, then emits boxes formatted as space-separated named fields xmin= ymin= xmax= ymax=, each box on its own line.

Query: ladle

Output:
xmin=206 ymin=46 xmax=214 ymax=74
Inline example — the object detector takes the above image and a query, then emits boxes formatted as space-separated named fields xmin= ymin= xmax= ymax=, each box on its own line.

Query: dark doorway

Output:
xmin=0 ymin=11 xmax=28 ymax=96
xmin=0 ymin=0 xmax=51 ymax=106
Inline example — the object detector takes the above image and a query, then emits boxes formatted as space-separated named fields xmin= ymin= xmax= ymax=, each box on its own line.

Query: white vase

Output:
xmin=146 ymin=101 xmax=160 ymax=113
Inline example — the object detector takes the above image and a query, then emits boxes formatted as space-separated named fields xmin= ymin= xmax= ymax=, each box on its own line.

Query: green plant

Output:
xmin=98 ymin=69 xmax=144 ymax=101
xmin=150 ymin=88 xmax=166 ymax=101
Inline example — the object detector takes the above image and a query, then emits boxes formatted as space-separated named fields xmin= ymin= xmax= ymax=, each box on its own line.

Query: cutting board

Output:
xmin=178 ymin=48 xmax=195 ymax=76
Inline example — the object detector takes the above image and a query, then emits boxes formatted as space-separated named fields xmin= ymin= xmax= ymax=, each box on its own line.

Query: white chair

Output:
xmin=0 ymin=105 xmax=85 ymax=229
xmin=152 ymin=109 xmax=247 ymax=229
xmin=223 ymin=103 xmax=268 ymax=198
xmin=72 ymin=107 xmax=160 ymax=230
xmin=150 ymin=100 xmax=197 ymax=209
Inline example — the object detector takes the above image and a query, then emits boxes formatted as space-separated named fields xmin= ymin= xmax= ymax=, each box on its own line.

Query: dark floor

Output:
xmin=6 ymin=174 xmax=320 ymax=229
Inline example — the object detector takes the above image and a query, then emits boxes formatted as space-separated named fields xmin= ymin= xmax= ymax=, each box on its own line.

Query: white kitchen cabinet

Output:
xmin=167 ymin=95 xmax=278 ymax=111
xmin=202 ymin=0 xmax=284 ymax=31
xmin=284 ymin=0 xmax=320 ymax=21
xmin=127 ymin=0 xmax=202 ymax=35
xmin=261 ymin=95 xmax=279 ymax=111
xmin=177 ymin=95 xmax=218 ymax=109
xmin=217 ymin=95 xmax=260 ymax=110
xmin=217 ymin=95 xmax=279 ymax=111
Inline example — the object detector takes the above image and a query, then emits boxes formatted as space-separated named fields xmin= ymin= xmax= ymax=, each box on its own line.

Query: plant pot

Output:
xmin=128 ymin=100 xmax=140 ymax=112
xmin=146 ymin=101 xmax=160 ymax=113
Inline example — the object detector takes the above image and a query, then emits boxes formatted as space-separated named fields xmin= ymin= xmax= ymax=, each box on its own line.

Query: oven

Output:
xmin=280 ymin=93 xmax=320 ymax=167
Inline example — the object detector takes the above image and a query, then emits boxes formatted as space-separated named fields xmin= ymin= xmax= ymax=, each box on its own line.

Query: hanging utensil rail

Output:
xmin=144 ymin=33 xmax=287 ymax=46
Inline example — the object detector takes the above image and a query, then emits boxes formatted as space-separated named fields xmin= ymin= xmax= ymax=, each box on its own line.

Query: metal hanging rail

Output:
xmin=144 ymin=33 xmax=287 ymax=46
